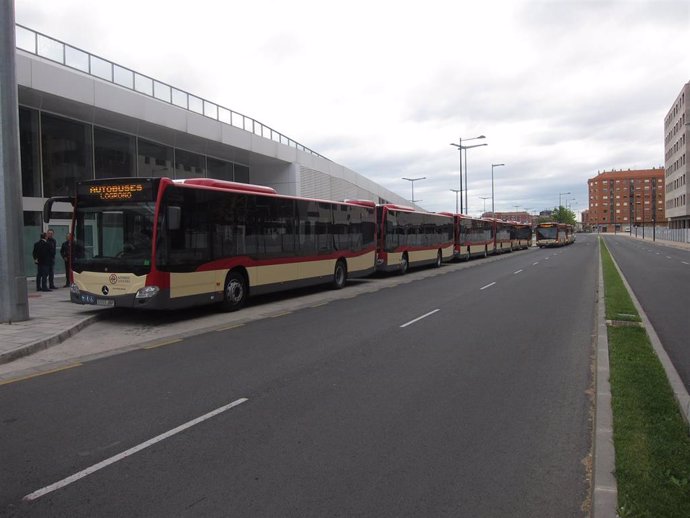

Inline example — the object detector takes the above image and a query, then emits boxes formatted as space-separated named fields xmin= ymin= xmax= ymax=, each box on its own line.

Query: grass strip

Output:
xmin=600 ymin=239 xmax=690 ymax=517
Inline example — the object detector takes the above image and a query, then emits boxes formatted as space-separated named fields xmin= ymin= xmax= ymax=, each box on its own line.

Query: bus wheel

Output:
xmin=221 ymin=271 xmax=247 ymax=312
xmin=332 ymin=260 xmax=347 ymax=289
xmin=434 ymin=250 xmax=442 ymax=268
xmin=400 ymin=253 xmax=409 ymax=275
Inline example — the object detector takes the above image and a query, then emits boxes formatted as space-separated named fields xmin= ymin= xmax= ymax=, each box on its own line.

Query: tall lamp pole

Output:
xmin=558 ymin=191 xmax=571 ymax=209
xmin=479 ymin=196 xmax=491 ymax=216
xmin=450 ymin=189 xmax=461 ymax=214
xmin=450 ymin=135 xmax=486 ymax=214
xmin=402 ymin=177 xmax=426 ymax=204
xmin=491 ymin=163 xmax=505 ymax=219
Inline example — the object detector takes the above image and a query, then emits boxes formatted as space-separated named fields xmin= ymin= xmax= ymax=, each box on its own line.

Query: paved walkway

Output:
xmin=0 ymin=278 xmax=108 ymax=365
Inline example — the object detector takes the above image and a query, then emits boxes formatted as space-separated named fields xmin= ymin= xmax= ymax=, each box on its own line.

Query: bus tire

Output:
xmin=220 ymin=270 xmax=247 ymax=312
xmin=332 ymin=259 xmax=347 ymax=289
xmin=400 ymin=253 xmax=409 ymax=275
xmin=434 ymin=250 xmax=442 ymax=268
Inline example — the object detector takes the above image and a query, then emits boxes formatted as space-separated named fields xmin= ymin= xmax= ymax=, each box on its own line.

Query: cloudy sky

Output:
xmin=15 ymin=0 xmax=689 ymax=218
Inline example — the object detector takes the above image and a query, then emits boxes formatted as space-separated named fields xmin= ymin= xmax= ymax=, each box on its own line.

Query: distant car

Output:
xmin=624 ymin=227 xmax=630 ymax=232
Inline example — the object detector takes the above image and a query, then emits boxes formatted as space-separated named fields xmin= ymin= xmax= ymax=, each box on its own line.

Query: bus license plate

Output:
xmin=80 ymin=294 xmax=114 ymax=306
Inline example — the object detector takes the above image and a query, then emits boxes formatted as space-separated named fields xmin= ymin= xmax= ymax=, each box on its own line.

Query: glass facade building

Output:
xmin=19 ymin=106 xmax=250 ymax=276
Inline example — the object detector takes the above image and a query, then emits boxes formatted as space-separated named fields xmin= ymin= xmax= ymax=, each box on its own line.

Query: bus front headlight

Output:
xmin=135 ymin=286 xmax=160 ymax=299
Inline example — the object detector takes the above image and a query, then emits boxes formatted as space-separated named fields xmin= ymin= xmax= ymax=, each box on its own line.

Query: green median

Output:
xmin=600 ymin=238 xmax=690 ymax=517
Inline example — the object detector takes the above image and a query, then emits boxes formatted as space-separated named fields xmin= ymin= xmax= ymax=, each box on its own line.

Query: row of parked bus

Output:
xmin=44 ymin=177 xmax=565 ymax=312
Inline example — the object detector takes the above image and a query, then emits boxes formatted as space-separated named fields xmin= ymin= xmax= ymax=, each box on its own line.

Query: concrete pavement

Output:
xmin=0 ymin=278 xmax=108 ymax=365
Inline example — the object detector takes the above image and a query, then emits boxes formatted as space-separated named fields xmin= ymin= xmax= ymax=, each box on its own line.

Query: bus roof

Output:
xmin=179 ymin=178 xmax=277 ymax=194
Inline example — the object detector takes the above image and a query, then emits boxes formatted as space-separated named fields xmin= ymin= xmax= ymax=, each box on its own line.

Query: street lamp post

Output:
xmin=479 ymin=196 xmax=490 ymax=216
xmin=450 ymin=135 xmax=486 ymax=214
xmin=402 ymin=177 xmax=426 ymax=204
xmin=491 ymin=163 xmax=505 ymax=219
xmin=558 ymin=191 xmax=571 ymax=209
xmin=450 ymin=189 xmax=461 ymax=214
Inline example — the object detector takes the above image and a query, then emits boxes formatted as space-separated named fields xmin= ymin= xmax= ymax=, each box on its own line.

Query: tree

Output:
xmin=551 ymin=206 xmax=576 ymax=225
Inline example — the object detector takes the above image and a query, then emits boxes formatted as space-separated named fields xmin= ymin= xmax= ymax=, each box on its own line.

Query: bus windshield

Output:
xmin=72 ymin=202 xmax=156 ymax=275
xmin=537 ymin=226 xmax=558 ymax=240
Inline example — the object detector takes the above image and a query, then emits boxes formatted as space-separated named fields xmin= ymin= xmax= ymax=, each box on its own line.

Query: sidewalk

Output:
xmin=0 ymin=278 xmax=109 ymax=365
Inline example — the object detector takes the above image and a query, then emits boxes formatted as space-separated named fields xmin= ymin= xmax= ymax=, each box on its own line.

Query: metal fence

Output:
xmin=15 ymin=24 xmax=327 ymax=160
xmin=628 ymin=227 xmax=690 ymax=244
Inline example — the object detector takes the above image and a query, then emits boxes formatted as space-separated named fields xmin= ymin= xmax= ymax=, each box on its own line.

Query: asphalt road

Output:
xmin=602 ymin=235 xmax=690 ymax=392
xmin=1 ymin=235 xmax=598 ymax=517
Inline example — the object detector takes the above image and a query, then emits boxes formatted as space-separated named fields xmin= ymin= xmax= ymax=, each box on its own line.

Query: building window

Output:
xmin=137 ymin=139 xmax=173 ymax=178
xmin=207 ymin=157 xmax=234 ymax=182
xmin=234 ymin=164 xmax=250 ymax=183
xmin=19 ymin=107 xmax=41 ymax=197
xmin=41 ymin=113 xmax=93 ymax=197
xmin=175 ymin=149 xmax=205 ymax=179
xmin=94 ymin=127 xmax=135 ymax=179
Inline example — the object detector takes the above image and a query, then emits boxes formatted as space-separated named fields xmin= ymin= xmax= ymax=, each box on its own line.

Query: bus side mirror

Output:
xmin=167 ymin=206 xmax=181 ymax=231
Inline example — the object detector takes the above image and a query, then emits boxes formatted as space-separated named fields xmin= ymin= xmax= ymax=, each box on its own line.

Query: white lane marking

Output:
xmin=480 ymin=282 xmax=496 ymax=290
xmin=513 ymin=269 xmax=523 ymax=275
xmin=532 ymin=262 xmax=539 ymax=266
xmin=400 ymin=309 xmax=440 ymax=328
xmin=683 ymin=261 xmax=689 ymax=265
xmin=23 ymin=398 xmax=249 ymax=502
xmin=666 ymin=256 xmax=672 ymax=259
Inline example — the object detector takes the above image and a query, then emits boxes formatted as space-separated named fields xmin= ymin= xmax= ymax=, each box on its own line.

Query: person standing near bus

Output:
xmin=46 ymin=228 xmax=58 ymax=289
xmin=33 ymin=233 xmax=52 ymax=292
xmin=60 ymin=233 xmax=72 ymax=287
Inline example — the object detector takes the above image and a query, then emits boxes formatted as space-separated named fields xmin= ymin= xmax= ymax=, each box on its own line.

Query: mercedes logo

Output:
xmin=102 ymin=286 xmax=109 ymax=295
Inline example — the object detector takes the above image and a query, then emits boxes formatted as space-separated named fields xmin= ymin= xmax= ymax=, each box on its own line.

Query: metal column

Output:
xmin=0 ymin=0 xmax=29 ymax=322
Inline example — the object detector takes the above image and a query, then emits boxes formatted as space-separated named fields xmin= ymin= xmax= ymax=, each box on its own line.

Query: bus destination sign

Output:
xmin=78 ymin=180 xmax=156 ymax=202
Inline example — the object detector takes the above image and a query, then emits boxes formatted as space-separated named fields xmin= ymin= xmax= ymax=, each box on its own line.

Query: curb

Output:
xmin=0 ymin=313 xmax=105 ymax=365
xmin=592 ymin=240 xmax=619 ymax=517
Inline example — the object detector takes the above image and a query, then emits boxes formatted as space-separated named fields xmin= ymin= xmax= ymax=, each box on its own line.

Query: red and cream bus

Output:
xmin=510 ymin=222 xmax=533 ymax=250
xmin=375 ymin=204 xmax=454 ymax=273
xmin=536 ymin=222 xmax=572 ymax=247
xmin=492 ymin=219 xmax=513 ymax=254
xmin=453 ymin=215 xmax=494 ymax=260
xmin=45 ymin=177 xmax=377 ymax=311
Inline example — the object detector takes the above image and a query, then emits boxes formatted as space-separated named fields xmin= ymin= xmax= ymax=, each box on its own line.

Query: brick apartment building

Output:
xmin=480 ymin=211 xmax=534 ymax=225
xmin=587 ymin=168 xmax=666 ymax=232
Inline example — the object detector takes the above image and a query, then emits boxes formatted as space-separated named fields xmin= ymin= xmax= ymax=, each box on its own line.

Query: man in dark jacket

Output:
xmin=33 ymin=233 xmax=52 ymax=292
xmin=46 ymin=228 xmax=58 ymax=289
xmin=60 ymin=233 xmax=72 ymax=287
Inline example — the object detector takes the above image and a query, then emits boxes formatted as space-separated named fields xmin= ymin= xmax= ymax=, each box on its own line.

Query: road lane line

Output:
xmin=480 ymin=282 xmax=496 ymax=290
xmin=532 ymin=262 xmax=539 ymax=266
xmin=666 ymin=256 xmax=672 ymax=259
xmin=683 ymin=261 xmax=689 ymax=265
xmin=513 ymin=269 xmax=523 ymax=275
xmin=143 ymin=338 xmax=182 ymax=349
xmin=400 ymin=309 xmax=440 ymax=328
xmin=23 ymin=398 xmax=249 ymax=502
xmin=215 ymin=323 xmax=245 ymax=332
xmin=0 ymin=363 xmax=82 ymax=386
